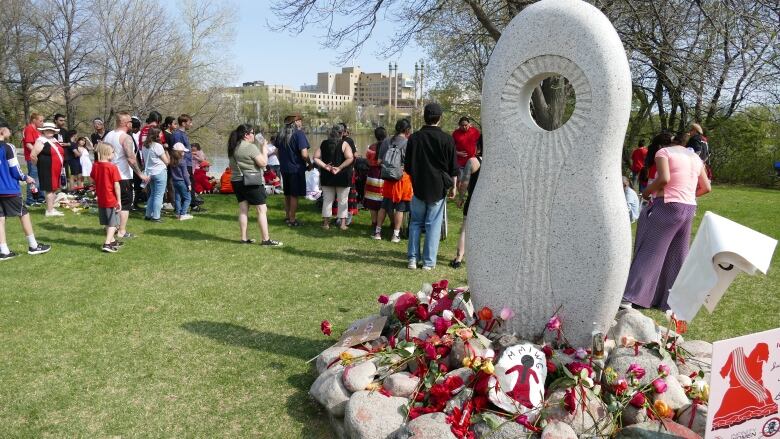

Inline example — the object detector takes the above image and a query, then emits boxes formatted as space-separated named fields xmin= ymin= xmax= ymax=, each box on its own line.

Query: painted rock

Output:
xmin=488 ymin=343 xmax=547 ymax=415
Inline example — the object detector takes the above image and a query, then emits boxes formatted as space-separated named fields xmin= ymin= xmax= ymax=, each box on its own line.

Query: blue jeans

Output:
xmin=26 ymin=160 xmax=43 ymax=204
xmin=145 ymin=171 xmax=167 ymax=220
xmin=173 ymin=180 xmax=191 ymax=216
xmin=407 ymin=196 xmax=445 ymax=267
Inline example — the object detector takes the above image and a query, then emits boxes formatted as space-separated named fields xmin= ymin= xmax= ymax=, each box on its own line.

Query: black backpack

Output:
xmin=380 ymin=140 xmax=403 ymax=181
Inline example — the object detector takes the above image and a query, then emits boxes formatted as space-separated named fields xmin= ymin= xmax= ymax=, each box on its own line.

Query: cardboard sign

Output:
xmin=707 ymin=327 xmax=780 ymax=439
xmin=337 ymin=315 xmax=387 ymax=348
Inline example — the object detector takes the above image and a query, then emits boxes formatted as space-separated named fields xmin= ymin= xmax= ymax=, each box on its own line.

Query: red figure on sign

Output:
xmin=506 ymin=355 xmax=539 ymax=409
xmin=713 ymin=343 xmax=779 ymax=430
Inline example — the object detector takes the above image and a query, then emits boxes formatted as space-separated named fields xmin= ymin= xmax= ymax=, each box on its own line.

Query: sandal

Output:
xmin=449 ymin=259 xmax=462 ymax=269
xmin=240 ymin=239 xmax=256 ymax=244
xmin=287 ymin=219 xmax=303 ymax=227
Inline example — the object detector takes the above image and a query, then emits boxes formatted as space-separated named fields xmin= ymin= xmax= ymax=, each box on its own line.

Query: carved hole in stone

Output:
xmin=528 ymin=75 xmax=576 ymax=131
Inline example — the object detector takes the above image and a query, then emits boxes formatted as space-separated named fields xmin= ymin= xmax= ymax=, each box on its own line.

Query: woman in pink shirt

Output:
xmin=622 ymin=131 xmax=711 ymax=310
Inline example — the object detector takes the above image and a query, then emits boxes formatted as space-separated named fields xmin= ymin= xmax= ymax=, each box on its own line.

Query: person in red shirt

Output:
xmin=630 ymin=140 xmax=648 ymax=191
xmin=193 ymin=161 xmax=217 ymax=194
xmin=22 ymin=113 xmax=45 ymax=205
xmin=90 ymin=142 xmax=122 ymax=253
xmin=451 ymin=116 xmax=481 ymax=181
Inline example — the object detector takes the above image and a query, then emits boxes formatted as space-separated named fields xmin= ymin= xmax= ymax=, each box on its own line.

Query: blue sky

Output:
xmin=232 ymin=1 xmax=427 ymax=88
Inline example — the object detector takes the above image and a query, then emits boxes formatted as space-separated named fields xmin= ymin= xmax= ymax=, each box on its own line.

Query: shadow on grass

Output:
xmin=50 ymin=237 xmax=101 ymax=250
xmin=181 ymin=320 xmax=329 ymax=360
xmin=181 ymin=320 xmax=335 ymax=438
xmin=143 ymin=228 xmax=235 ymax=243
xmin=37 ymin=222 xmax=104 ymax=236
xmin=279 ymin=246 xmax=405 ymax=267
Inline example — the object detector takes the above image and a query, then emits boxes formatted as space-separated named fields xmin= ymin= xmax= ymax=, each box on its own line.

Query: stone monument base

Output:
xmin=310 ymin=282 xmax=712 ymax=439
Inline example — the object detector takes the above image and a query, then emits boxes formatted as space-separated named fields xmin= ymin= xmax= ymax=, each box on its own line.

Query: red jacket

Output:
xmin=631 ymin=147 xmax=648 ymax=173
xmin=452 ymin=126 xmax=481 ymax=168
xmin=193 ymin=168 xmax=213 ymax=193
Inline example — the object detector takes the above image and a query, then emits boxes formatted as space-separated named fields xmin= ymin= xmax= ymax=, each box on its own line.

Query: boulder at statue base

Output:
xmin=310 ymin=368 xmax=351 ymax=417
xmin=343 ymin=361 xmax=378 ymax=393
xmin=617 ymin=420 xmax=702 ymax=439
xmin=545 ymin=389 xmax=613 ymax=436
xmin=606 ymin=347 xmax=678 ymax=387
xmin=676 ymin=403 xmax=707 ymax=437
xmin=384 ymin=372 xmax=420 ymax=398
xmin=395 ymin=412 xmax=457 ymax=439
xmin=344 ymin=390 xmax=408 ymax=439
xmin=541 ymin=420 xmax=578 ymax=439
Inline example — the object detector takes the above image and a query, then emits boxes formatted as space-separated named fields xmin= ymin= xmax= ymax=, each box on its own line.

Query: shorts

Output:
xmin=99 ymin=207 xmax=120 ymax=227
xmin=67 ymin=159 xmax=82 ymax=176
xmin=282 ymin=171 xmax=306 ymax=197
xmin=0 ymin=196 xmax=27 ymax=217
xmin=119 ymin=179 xmax=134 ymax=211
xmin=381 ymin=198 xmax=410 ymax=213
xmin=232 ymin=180 xmax=267 ymax=206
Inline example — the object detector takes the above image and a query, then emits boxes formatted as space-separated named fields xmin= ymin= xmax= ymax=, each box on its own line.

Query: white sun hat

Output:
xmin=37 ymin=121 xmax=60 ymax=133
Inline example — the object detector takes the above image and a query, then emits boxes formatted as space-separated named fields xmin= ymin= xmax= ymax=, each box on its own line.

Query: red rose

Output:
xmin=320 ymin=320 xmax=332 ymax=336
xmin=416 ymin=304 xmax=429 ymax=321
xmin=438 ymin=363 xmax=449 ymax=374
xmin=453 ymin=309 xmax=467 ymax=321
xmin=563 ymin=388 xmax=576 ymax=414
xmin=434 ymin=317 xmax=453 ymax=336
xmin=473 ymin=372 xmax=491 ymax=395
xmin=408 ymin=406 xmax=436 ymax=420
xmin=613 ymin=378 xmax=629 ymax=395
xmin=424 ymin=342 xmax=438 ymax=360
xmin=566 ymin=361 xmax=593 ymax=377
xmin=394 ymin=292 xmax=419 ymax=321
xmin=542 ymin=345 xmax=554 ymax=359
xmin=472 ymin=395 xmax=489 ymax=412
xmin=477 ymin=307 xmax=493 ymax=321
xmin=436 ymin=345 xmax=451 ymax=358
xmin=546 ymin=360 xmax=557 ymax=374
xmin=429 ymin=296 xmax=454 ymax=315
xmin=378 ymin=294 xmax=389 ymax=304
xmin=629 ymin=391 xmax=646 ymax=408
xmin=444 ymin=375 xmax=464 ymax=392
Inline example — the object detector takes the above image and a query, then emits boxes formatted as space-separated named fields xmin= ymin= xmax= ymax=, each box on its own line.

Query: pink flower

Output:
xmin=320 ymin=320 xmax=332 ymax=336
xmin=658 ymin=364 xmax=671 ymax=377
xmin=629 ymin=391 xmax=646 ymax=408
xmin=574 ymin=348 xmax=588 ymax=360
xmin=378 ymin=294 xmax=389 ymax=304
xmin=499 ymin=307 xmax=515 ymax=321
xmin=394 ymin=292 xmax=419 ymax=321
xmin=416 ymin=304 xmax=429 ymax=320
xmin=434 ymin=316 xmax=453 ymax=336
xmin=652 ymin=378 xmax=668 ymax=394
xmin=613 ymin=378 xmax=628 ymax=395
xmin=627 ymin=363 xmax=646 ymax=379
xmin=546 ymin=315 xmax=562 ymax=331
xmin=424 ymin=342 xmax=437 ymax=361
xmin=566 ymin=361 xmax=593 ymax=377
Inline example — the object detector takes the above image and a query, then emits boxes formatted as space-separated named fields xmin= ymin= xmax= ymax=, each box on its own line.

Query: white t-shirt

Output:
xmin=142 ymin=142 xmax=167 ymax=176
xmin=104 ymin=129 xmax=133 ymax=180
xmin=266 ymin=142 xmax=280 ymax=167
xmin=79 ymin=146 xmax=92 ymax=176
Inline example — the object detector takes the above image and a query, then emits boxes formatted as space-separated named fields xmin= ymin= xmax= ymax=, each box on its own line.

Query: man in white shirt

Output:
xmin=103 ymin=112 xmax=149 ymax=239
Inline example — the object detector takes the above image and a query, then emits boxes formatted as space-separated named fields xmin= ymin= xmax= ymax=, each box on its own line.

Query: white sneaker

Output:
xmin=372 ymin=233 xmax=382 ymax=240
xmin=422 ymin=266 xmax=433 ymax=271
xmin=162 ymin=203 xmax=174 ymax=211
xmin=407 ymin=260 xmax=417 ymax=270
xmin=619 ymin=301 xmax=633 ymax=309
xmin=45 ymin=210 xmax=65 ymax=217
xmin=179 ymin=214 xmax=194 ymax=220
xmin=391 ymin=234 xmax=401 ymax=243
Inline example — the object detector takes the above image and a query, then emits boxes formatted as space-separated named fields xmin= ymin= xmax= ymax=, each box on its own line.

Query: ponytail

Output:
xmin=228 ymin=123 xmax=253 ymax=157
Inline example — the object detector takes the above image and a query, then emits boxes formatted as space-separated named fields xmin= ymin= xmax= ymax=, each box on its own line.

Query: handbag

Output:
xmin=235 ymin=161 xmax=263 ymax=186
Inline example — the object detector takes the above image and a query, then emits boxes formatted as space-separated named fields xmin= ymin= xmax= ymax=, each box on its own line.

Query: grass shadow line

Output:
xmin=143 ymin=228 xmax=235 ymax=243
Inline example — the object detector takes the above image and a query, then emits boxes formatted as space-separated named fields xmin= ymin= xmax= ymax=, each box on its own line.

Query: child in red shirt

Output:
xmin=193 ymin=161 xmax=216 ymax=194
xmin=90 ymin=142 xmax=122 ymax=253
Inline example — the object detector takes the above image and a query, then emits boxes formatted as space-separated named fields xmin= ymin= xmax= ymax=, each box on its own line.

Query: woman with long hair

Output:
xmin=142 ymin=127 xmax=169 ymax=222
xmin=313 ymin=125 xmax=354 ymax=230
xmin=229 ymin=124 xmax=281 ymax=246
xmin=450 ymin=135 xmax=483 ymax=268
xmin=373 ymin=119 xmax=413 ymax=242
xmin=622 ymin=131 xmax=711 ymax=310
xmin=363 ymin=127 xmax=386 ymax=230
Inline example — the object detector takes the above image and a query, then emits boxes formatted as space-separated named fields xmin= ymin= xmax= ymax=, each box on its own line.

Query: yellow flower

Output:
xmin=340 ymin=351 xmax=354 ymax=364
xmin=462 ymin=356 xmax=473 ymax=368
xmin=365 ymin=382 xmax=381 ymax=391
xmin=481 ymin=360 xmax=495 ymax=375
xmin=653 ymin=400 xmax=673 ymax=418
xmin=472 ymin=357 xmax=482 ymax=369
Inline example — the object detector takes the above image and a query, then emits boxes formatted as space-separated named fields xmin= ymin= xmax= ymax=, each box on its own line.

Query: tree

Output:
xmin=33 ymin=0 xmax=96 ymax=130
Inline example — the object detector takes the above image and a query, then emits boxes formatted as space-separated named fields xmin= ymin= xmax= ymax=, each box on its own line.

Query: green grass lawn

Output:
xmin=1 ymin=185 xmax=777 ymax=437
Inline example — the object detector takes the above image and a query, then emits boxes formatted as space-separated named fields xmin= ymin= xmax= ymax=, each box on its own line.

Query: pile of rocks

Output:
xmin=310 ymin=296 xmax=712 ymax=439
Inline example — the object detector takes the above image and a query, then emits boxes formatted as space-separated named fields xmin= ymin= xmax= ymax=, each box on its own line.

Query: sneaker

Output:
xmin=151 ymin=218 xmax=164 ymax=223
xmin=260 ymin=239 xmax=283 ymax=247
xmin=191 ymin=205 xmax=207 ymax=213
xmin=28 ymin=243 xmax=52 ymax=255
xmin=240 ymin=239 xmax=256 ymax=244
xmin=422 ymin=266 xmax=433 ymax=271
xmin=179 ymin=214 xmax=194 ymax=221
xmin=372 ymin=233 xmax=382 ymax=240
xmin=101 ymin=243 xmax=118 ymax=253
xmin=111 ymin=240 xmax=125 ymax=247
xmin=390 ymin=234 xmax=401 ymax=243
xmin=407 ymin=260 xmax=417 ymax=270
xmin=162 ymin=203 xmax=174 ymax=211
xmin=0 ymin=251 xmax=18 ymax=261
xmin=117 ymin=232 xmax=135 ymax=239
xmin=45 ymin=210 xmax=65 ymax=217
xmin=619 ymin=301 xmax=633 ymax=310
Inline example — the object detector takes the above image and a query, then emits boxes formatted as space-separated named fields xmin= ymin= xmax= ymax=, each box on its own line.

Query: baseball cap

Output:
xmin=424 ymin=103 xmax=443 ymax=118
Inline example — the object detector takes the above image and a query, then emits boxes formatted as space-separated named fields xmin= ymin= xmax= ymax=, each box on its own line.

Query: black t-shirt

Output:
xmin=59 ymin=129 xmax=77 ymax=160
xmin=319 ymin=139 xmax=352 ymax=187
xmin=404 ymin=126 xmax=458 ymax=203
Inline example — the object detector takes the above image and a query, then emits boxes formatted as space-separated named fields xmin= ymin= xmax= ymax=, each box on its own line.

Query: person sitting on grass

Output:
xmin=263 ymin=167 xmax=281 ymax=193
xmin=219 ymin=167 xmax=234 ymax=194
xmin=0 ymin=118 xmax=52 ymax=260
xmin=193 ymin=161 xmax=217 ymax=194
xmin=91 ymin=142 xmax=123 ymax=253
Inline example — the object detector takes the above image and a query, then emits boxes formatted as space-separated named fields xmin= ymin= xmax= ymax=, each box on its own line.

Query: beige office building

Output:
xmin=265 ymin=84 xmax=352 ymax=113
xmin=317 ymin=67 xmax=415 ymax=107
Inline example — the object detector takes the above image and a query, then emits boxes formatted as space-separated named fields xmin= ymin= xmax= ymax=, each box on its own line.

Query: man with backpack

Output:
xmin=373 ymin=119 xmax=413 ymax=242
xmin=404 ymin=103 xmax=458 ymax=270
xmin=686 ymin=123 xmax=712 ymax=179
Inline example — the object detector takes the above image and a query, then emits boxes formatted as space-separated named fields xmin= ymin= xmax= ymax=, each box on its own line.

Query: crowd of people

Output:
xmin=1 ymin=103 xmax=715 ymax=313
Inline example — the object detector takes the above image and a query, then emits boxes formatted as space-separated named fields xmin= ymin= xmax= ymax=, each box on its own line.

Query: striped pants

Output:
xmin=622 ymin=198 xmax=696 ymax=310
